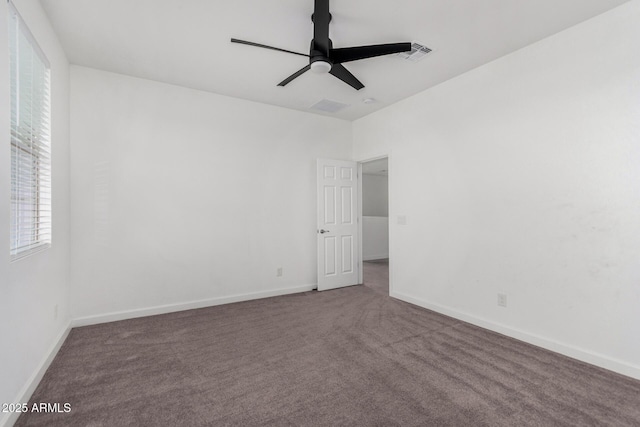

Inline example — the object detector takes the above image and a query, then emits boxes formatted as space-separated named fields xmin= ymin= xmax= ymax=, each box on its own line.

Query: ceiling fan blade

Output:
xmin=231 ymin=38 xmax=309 ymax=58
xmin=329 ymin=64 xmax=364 ymax=90
xmin=312 ymin=0 xmax=331 ymax=55
xmin=330 ymin=42 xmax=412 ymax=64
xmin=278 ymin=65 xmax=312 ymax=87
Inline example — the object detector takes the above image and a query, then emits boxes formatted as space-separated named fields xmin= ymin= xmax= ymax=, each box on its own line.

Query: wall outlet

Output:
xmin=497 ymin=293 xmax=507 ymax=308
xmin=276 ymin=267 xmax=283 ymax=277
xmin=54 ymin=304 xmax=58 ymax=320
xmin=397 ymin=215 xmax=407 ymax=225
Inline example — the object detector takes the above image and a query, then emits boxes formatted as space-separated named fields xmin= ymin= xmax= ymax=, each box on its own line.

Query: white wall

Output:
xmin=70 ymin=66 xmax=352 ymax=321
xmin=363 ymin=217 xmax=389 ymax=261
xmin=362 ymin=174 xmax=389 ymax=260
xmin=353 ymin=1 xmax=640 ymax=379
xmin=0 ymin=1 xmax=70 ymax=425
xmin=362 ymin=174 xmax=388 ymax=217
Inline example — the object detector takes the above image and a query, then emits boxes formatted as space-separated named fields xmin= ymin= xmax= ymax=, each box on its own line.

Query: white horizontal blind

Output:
xmin=9 ymin=2 xmax=52 ymax=260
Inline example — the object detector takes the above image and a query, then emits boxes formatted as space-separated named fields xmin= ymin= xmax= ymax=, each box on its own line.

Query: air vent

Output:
xmin=397 ymin=41 xmax=432 ymax=62
xmin=310 ymin=99 xmax=350 ymax=113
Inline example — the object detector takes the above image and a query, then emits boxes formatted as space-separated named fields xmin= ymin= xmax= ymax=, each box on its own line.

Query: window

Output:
xmin=9 ymin=3 xmax=52 ymax=260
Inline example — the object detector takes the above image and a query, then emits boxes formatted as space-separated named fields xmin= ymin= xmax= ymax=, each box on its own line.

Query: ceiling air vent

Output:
xmin=397 ymin=41 xmax=432 ymax=62
xmin=310 ymin=99 xmax=350 ymax=113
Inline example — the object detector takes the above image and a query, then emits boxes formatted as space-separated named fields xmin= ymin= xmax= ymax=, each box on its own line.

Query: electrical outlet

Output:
xmin=497 ymin=293 xmax=507 ymax=308
xmin=397 ymin=215 xmax=407 ymax=225
xmin=54 ymin=304 xmax=58 ymax=320
xmin=276 ymin=267 xmax=283 ymax=277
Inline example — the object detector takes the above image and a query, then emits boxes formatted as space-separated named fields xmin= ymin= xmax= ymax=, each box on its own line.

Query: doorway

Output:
xmin=359 ymin=157 xmax=389 ymax=295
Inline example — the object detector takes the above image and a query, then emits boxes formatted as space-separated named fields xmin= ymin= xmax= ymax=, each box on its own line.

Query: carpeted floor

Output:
xmin=16 ymin=259 xmax=640 ymax=426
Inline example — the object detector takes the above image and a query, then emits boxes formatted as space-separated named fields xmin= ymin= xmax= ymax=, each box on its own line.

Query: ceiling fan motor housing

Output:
xmin=310 ymin=39 xmax=333 ymax=73
xmin=309 ymin=38 xmax=333 ymax=74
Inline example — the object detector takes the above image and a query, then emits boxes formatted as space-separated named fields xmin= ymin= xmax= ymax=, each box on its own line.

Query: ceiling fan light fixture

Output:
xmin=310 ymin=60 xmax=332 ymax=74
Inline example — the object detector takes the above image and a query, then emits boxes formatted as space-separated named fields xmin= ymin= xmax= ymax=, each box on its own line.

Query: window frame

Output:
xmin=8 ymin=1 xmax=52 ymax=261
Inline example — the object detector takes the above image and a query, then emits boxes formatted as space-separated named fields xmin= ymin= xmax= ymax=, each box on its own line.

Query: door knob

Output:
xmin=319 ymin=229 xmax=330 ymax=234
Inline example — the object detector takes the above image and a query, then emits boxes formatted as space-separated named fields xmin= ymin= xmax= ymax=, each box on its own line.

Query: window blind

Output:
xmin=9 ymin=2 xmax=52 ymax=260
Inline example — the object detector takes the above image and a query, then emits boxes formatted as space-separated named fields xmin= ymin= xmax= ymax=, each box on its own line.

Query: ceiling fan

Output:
xmin=231 ymin=0 xmax=412 ymax=90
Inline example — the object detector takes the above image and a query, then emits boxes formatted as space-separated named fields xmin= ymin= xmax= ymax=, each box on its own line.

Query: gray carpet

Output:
xmin=16 ymin=260 xmax=640 ymax=426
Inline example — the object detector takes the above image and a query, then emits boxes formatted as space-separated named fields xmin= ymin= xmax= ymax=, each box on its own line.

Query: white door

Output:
xmin=317 ymin=159 xmax=360 ymax=291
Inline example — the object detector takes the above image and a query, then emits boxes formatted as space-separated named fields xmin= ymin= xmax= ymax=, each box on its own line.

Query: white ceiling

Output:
xmin=39 ymin=0 xmax=629 ymax=121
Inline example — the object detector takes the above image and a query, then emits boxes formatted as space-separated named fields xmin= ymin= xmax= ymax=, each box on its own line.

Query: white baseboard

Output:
xmin=1 ymin=322 xmax=72 ymax=427
xmin=72 ymin=284 xmax=316 ymax=327
xmin=363 ymin=254 xmax=389 ymax=261
xmin=391 ymin=291 xmax=640 ymax=381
